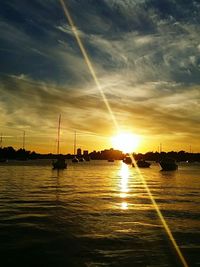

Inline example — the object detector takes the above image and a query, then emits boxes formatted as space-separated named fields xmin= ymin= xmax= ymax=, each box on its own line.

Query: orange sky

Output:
xmin=0 ymin=1 xmax=199 ymax=154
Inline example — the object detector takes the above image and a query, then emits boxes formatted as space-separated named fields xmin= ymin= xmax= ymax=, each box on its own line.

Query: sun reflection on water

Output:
xmin=119 ymin=162 xmax=130 ymax=209
xmin=121 ymin=202 xmax=128 ymax=210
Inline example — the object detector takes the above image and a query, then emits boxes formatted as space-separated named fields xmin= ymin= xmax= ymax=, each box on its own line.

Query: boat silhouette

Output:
xmin=123 ymin=156 xmax=132 ymax=164
xmin=159 ymin=157 xmax=178 ymax=171
xmin=132 ymin=160 xmax=151 ymax=168
xmin=52 ymin=115 xmax=67 ymax=169
xmin=72 ymin=131 xmax=79 ymax=163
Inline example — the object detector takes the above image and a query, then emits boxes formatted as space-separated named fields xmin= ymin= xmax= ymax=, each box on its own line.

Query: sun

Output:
xmin=111 ymin=132 xmax=140 ymax=153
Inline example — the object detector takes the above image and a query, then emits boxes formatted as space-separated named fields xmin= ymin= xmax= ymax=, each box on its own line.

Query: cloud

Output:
xmin=0 ymin=0 xmax=200 ymax=151
xmin=0 ymin=74 xmax=114 ymax=135
xmin=1 ymin=74 xmax=199 ymax=138
xmin=1 ymin=0 xmax=200 ymax=85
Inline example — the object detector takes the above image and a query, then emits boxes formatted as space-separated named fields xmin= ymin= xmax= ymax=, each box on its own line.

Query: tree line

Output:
xmin=0 ymin=146 xmax=199 ymax=162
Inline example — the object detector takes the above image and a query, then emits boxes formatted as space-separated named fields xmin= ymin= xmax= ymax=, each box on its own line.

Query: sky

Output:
xmin=0 ymin=0 xmax=200 ymax=154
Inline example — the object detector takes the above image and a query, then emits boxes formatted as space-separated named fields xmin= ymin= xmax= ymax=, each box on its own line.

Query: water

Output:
xmin=0 ymin=160 xmax=199 ymax=267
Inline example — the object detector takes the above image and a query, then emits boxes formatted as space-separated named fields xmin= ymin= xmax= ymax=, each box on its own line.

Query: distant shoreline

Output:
xmin=0 ymin=146 xmax=199 ymax=162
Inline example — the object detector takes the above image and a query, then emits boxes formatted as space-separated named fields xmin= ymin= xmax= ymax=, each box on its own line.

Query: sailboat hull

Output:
xmin=52 ymin=159 xmax=67 ymax=169
xmin=159 ymin=158 xmax=178 ymax=171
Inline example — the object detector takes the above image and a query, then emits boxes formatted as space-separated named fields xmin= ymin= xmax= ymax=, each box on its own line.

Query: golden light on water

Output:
xmin=59 ymin=1 xmax=189 ymax=265
xmin=119 ymin=163 xmax=130 ymax=209
xmin=119 ymin=163 xmax=129 ymax=193
xmin=112 ymin=132 xmax=140 ymax=153
xmin=121 ymin=202 xmax=128 ymax=210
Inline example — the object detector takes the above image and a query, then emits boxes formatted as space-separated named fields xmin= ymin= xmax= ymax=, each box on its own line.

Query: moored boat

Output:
xmin=159 ymin=158 xmax=178 ymax=171
xmin=133 ymin=160 xmax=151 ymax=168
xmin=52 ymin=115 xmax=67 ymax=170
xmin=84 ymin=156 xmax=90 ymax=161
xmin=72 ymin=131 xmax=79 ymax=163
xmin=0 ymin=158 xmax=8 ymax=163
xmin=53 ymin=157 xmax=67 ymax=169
xmin=123 ymin=156 xmax=132 ymax=164
xmin=72 ymin=157 xmax=79 ymax=163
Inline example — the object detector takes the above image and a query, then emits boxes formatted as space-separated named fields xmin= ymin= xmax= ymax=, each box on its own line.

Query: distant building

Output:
xmin=77 ymin=148 xmax=82 ymax=156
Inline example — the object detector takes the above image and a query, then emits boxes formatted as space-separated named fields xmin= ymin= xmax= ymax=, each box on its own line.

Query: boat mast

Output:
xmin=0 ymin=133 xmax=2 ymax=148
xmin=74 ymin=131 xmax=76 ymax=156
xmin=159 ymin=143 xmax=162 ymax=153
xmin=57 ymin=115 xmax=61 ymax=154
xmin=22 ymin=131 xmax=25 ymax=150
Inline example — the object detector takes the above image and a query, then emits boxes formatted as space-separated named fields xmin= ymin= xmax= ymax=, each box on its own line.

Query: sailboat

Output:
xmin=159 ymin=157 xmax=178 ymax=171
xmin=0 ymin=133 xmax=7 ymax=162
xmin=52 ymin=115 xmax=67 ymax=169
xmin=72 ymin=131 xmax=79 ymax=163
xmin=132 ymin=159 xmax=151 ymax=168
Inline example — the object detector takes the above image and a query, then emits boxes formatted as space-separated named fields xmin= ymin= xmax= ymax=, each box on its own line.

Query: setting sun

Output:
xmin=111 ymin=133 xmax=140 ymax=153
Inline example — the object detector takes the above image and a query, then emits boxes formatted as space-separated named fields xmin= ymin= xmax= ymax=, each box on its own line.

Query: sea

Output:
xmin=0 ymin=160 xmax=199 ymax=267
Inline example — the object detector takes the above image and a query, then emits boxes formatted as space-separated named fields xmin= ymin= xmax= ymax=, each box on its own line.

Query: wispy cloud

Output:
xmin=0 ymin=0 xmax=200 ymax=151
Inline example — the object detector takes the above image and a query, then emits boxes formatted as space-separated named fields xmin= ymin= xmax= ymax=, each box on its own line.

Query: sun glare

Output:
xmin=112 ymin=133 xmax=140 ymax=153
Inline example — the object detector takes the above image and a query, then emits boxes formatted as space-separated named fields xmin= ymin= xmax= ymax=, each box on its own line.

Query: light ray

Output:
xmin=131 ymin=155 xmax=188 ymax=267
xmin=59 ymin=0 xmax=119 ymax=131
xmin=58 ymin=2 xmax=188 ymax=266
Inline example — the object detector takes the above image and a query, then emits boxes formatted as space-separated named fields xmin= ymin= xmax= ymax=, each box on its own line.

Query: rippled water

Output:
xmin=0 ymin=160 xmax=199 ymax=267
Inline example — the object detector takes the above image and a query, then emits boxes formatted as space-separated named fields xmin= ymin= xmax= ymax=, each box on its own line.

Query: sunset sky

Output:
xmin=0 ymin=0 xmax=200 ymax=154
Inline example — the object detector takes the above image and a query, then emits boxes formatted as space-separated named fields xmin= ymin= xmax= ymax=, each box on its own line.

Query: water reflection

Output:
xmin=119 ymin=163 xmax=130 ymax=209
xmin=159 ymin=170 xmax=177 ymax=178
xmin=0 ymin=161 xmax=198 ymax=266
xmin=121 ymin=201 xmax=128 ymax=210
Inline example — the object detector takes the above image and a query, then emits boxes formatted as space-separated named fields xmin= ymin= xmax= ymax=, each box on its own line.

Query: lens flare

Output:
xmin=59 ymin=0 xmax=119 ymax=131
xmin=59 ymin=1 xmax=188 ymax=266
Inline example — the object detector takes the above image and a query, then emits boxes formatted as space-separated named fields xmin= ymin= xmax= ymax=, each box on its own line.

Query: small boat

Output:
xmin=53 ymin=157 xmax=67 ymax=169
xmin=159 ymin=158 xmax=178 ymax=171
xmin=84 ymin=156 xmax=90 ymax=161
xmin=108 ymin=159 xmax=114 ymax=162
xmin=72 ymin=157 xmax=79 ymax=163
xmin=0 ymin=158 xmax=7 ymax=163
xmin=52 ymin=115 xmax=67 ymax=169
xmin=133 ymin=160 xmax=151 ymax=168
xmin=123 ymin=156 xmax=132 ymax=164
